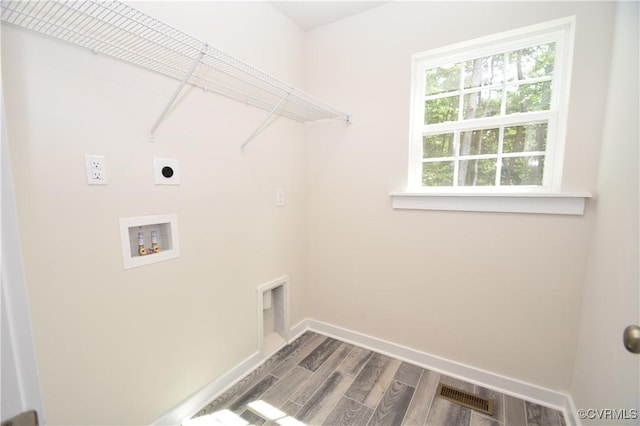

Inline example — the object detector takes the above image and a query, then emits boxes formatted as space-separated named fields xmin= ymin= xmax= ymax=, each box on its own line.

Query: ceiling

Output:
xmin=270 ymin=1 xmax=386 ymax=31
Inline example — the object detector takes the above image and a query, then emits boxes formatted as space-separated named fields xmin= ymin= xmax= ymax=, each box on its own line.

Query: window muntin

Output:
xmin=409 ymin=20 xmax=573 ymax=192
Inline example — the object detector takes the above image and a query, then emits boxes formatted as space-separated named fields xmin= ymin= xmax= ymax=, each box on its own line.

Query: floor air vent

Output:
xmin=436 ymin=383 xmax=494 ymax=416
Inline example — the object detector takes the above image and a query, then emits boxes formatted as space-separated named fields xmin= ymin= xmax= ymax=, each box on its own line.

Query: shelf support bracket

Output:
xmin=149 ymin=45 xmax=209 ymax=142
xmin=240 ymin=92 xmax=290 ymax=153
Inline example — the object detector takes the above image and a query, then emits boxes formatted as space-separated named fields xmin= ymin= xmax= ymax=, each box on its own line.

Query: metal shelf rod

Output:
xmin=241 ymin=93 xmax=290 ymax=153
xmin=149 ymin=45 xmax=209 ymax=141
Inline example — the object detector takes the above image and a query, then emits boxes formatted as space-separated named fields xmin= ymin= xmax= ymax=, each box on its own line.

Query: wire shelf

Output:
xmin=1 ymin=0 xmax=350 ymax=125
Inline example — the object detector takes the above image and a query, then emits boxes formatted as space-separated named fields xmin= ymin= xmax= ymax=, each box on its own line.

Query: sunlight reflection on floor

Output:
xmin=182 ymin=400 xmax=306 ymax=426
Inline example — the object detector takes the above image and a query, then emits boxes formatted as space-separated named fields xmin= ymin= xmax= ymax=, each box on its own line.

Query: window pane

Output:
xmin=423 ymin=133 xmax=455 ymax=158
xmin=505 ymin=81 xmax=551 ymax=114
xmin=464 ymin=54 xmax=504 ymax=88
xmin=463 ymin=89 xmax=502 ymax=119
xmin=425 ymin=96 xmax=458 ymax=124
xmin=425 ymin=64 xmax=461 ymax=95
xmin=459 ymin=128 xmax=499 ymax=156
xmin=500 ymin=155 xmax=545 ymax=185
xmin=503 ymin=123 xmax=548 ymax=153
xmin=507 ymin=43 xmax=556 ymax=81
xmin=458 ymin=159 xmax=497 ymax=186
xmin=422 ymin=161 xmax=454 ymax=186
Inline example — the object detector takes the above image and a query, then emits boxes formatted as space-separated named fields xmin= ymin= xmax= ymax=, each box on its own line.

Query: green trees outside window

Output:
xmin=420 ymin=43 xmax=556 ymax=187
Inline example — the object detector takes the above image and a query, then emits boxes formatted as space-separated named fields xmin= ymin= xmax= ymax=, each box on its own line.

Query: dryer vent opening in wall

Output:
xmin=436 ymin=383 xmax=494 ymax=416
xmin=257 ymin=276 xmax=289 ymax=356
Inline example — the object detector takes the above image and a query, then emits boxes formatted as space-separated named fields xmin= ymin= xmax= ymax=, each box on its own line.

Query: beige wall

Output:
xmin=571 ymin=2 xmax=640 ymax=422
xmin=304 ymin=1 xmax=616 ymax=392
xmin=3 ymin=1 xmax=629 ymax=424
xmin=2 ymin=2 xmax=307 ymax=424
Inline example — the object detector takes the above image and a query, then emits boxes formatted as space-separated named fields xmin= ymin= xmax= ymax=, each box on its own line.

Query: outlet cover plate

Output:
xmin=276 ymin=188 xmax=285 ymax=206
xmin=85 ymin=154 xmax=107 ymax=185
xmin=154 ymin=158 xmax=180 ymax=185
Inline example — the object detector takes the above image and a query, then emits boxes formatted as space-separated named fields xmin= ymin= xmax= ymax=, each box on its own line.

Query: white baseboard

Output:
xmin=152 ymin=318 xmax=578 ymax=426
xmin=303 ymin=318 xmax=578 ymax=426
xmin=152 ymin=325 xmax=310 ymax=426
xmin=289 ymin=317 xmax=308 ymax=339
xmin=151 ymin=351 xmax=263 ymax=426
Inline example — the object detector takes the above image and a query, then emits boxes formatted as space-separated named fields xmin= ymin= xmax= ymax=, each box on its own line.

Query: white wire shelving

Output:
xmin=0 ymin=0 xmax=350 ymax=148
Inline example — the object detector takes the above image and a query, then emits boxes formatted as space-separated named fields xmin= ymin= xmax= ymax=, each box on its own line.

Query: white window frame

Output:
xmin=392 ymin=16 xmax=592 ymax=214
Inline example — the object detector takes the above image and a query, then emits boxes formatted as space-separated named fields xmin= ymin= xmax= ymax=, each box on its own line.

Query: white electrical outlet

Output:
xmin=85 ymin=155 xmax=107 ymax=185
xmin=276 ymin=188 xmax=285 ymax=206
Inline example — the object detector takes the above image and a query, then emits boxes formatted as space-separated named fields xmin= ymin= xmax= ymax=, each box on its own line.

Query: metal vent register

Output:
xmin=436 ymin=383 xmax=494 ymax=416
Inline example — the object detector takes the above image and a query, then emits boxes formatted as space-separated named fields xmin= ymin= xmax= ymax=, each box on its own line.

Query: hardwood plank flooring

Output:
xmin=393 ymin=362 xmax=424 ymax=388
xmin=345 ymin=353 xmax=402 ymax=408
xmin=271 ymin=333 xmax=327 ymax=378
xmin=336 ymin=347 xmax=373 ymax=377
xmin=470 ymin=411 xmax=500 ymax=426
xmin=262 ymin=366 xmax=312 ymax=408
xmin=504 ymin=394 xmax=527 ymax=425
xmin=474 ymin=385 xmax=504 ymax=424
xmin=299 ymin=338 xmax=343 ymax=372
xmin=402 ymin=369 xmax=440 ymax=425
xmin=292 ymin=343 xmax=355 ymax=405
xmin=525 ymin=401 xmax=565 ymax=426
xmin=194 ymin=331 xmax=320 ymax=417
xmin=241 ymin=408 xmax=267 ymax=425
xmin=324 ymin=397 xmax=374 ymax=425
xmin=368 ymin=380 xmax=415 ymax=425
xmin=229 ymin=375 xmax=279 ymax=413
xmin=190 ymin=331 xmax=566 ymax=425
xmin=296 ymin=371 xmax=355 ymax=425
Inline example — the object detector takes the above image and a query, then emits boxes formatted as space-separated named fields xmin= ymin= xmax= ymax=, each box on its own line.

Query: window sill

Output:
xmin=390 ymin=191 xmax=592 ymax=215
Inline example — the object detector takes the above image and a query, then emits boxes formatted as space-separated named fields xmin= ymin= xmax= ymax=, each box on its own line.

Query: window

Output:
xmin=408 ymin=18 xmax=575 ymax=192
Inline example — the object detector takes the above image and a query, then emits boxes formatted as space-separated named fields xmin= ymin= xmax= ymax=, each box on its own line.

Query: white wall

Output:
xmin=304 ymin=1 xmax=616 ymax=392
xmin=571 ymin=2 xmax=639 ymax=423
xmin=1 ymin=93 xmax=44 ymax=422
xmin=1 ymin=2 xmax=307 ymax=424
xmin=3 ymin=1 xmax=631 ymax=424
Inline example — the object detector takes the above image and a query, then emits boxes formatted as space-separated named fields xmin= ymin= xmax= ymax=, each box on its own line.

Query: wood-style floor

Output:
xmin=191 ymin=331 xmax=566 ymax=426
